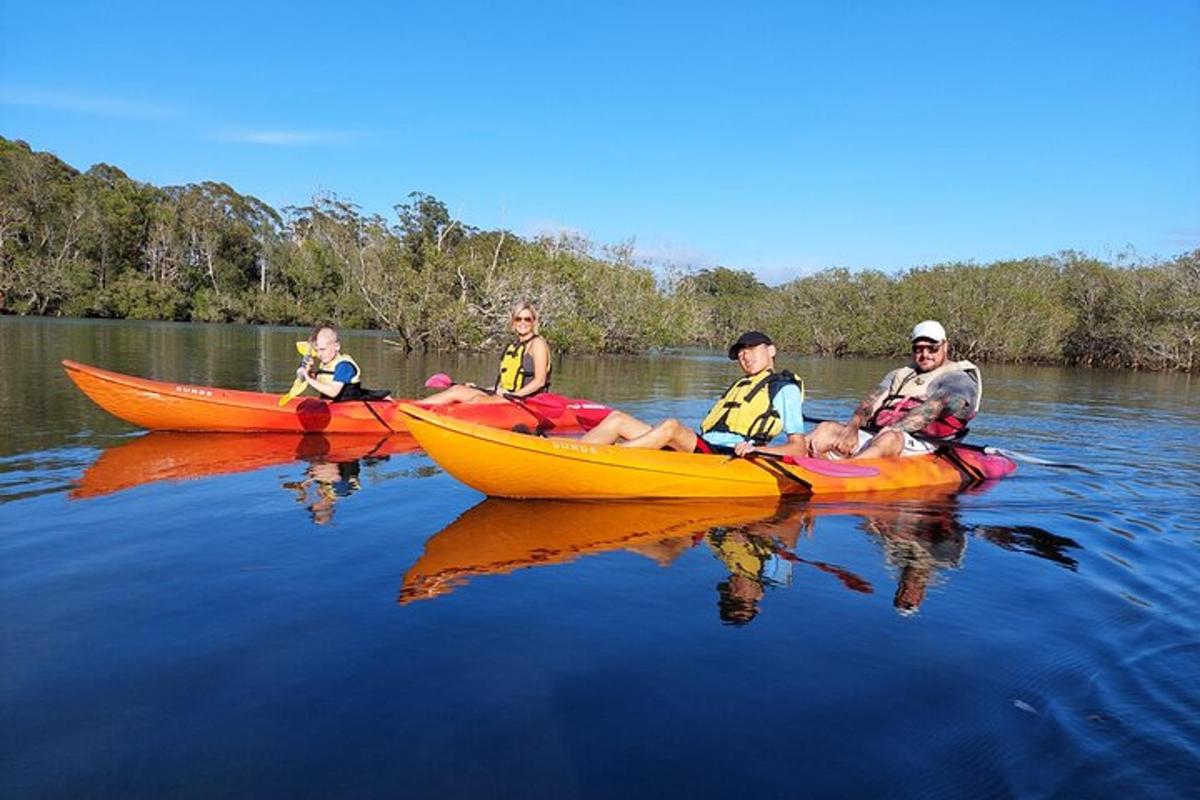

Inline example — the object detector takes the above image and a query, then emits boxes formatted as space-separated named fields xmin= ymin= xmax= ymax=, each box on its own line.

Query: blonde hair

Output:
xmin=510 ymin=301 xmax=540 ymax=334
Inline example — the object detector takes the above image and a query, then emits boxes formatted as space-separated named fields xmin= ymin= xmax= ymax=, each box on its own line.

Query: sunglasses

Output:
xmin=513 ymin=315 xmax=535 ymax=322
xmin=912 ymin=342 xmax=943 ymax=354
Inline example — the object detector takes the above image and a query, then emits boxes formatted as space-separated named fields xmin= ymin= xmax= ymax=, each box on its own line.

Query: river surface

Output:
xmin=2 ymin=317 xmax=1198 ymax=798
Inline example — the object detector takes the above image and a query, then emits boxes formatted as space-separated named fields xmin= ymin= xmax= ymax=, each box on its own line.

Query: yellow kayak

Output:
xmin=397 ymin=403 xmax=1017 ymax=499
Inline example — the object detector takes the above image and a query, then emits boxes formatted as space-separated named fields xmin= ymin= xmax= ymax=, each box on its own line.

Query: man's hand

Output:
xmin=833 ymin=425 xmax=860 ymax=456
xmin=734 ymin=441 xmax=758 ymax=457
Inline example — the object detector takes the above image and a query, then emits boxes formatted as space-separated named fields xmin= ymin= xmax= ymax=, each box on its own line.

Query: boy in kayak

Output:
xmin=296 ymin=325 xmax=389 ymax=402
xmin=579 ymin=331 xmax=808 ymax=458
xmin=807 ymin=320 xmax=981 ymax=460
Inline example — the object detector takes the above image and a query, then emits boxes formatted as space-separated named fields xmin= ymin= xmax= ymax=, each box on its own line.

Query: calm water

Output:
xmin=2 ymin=317 xmax=1198 ymax=798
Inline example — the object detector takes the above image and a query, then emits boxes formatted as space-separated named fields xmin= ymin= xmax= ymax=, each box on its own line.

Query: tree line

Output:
xmin=1 ymin=136 xmax=1195 ymax=371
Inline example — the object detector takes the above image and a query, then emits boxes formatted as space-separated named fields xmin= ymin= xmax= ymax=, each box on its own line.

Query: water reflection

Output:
xmin=283 ymin=459 xmax=364 ymax=525
xmin=846 ymin=488 xmax=1082 ymax=614
xmin=401 ymin=487 xmax=1083 ymax=619
xmin=703 ymin=501 xmax=874 ymax=624
xmin=398 ymin=498 xmax=790 ymax=605
xmin=73 ymin=431 xmax=419 ymax=523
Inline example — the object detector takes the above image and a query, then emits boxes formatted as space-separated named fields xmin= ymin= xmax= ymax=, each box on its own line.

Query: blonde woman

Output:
xmin=423 ymin=302 xmax=552 ymax=405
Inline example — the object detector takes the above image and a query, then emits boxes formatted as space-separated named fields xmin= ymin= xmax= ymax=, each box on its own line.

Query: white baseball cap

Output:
xmin=911 ymin=320 xmax=947 ymax=343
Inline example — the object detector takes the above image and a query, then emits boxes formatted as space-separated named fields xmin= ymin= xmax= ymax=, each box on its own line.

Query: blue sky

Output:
xmin=2 ymin=1 xmax=1197 ymax=283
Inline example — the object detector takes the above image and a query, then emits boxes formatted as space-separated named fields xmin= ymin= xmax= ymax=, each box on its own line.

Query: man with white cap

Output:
xmin=807 ymin=320 xmax=981 ymax=459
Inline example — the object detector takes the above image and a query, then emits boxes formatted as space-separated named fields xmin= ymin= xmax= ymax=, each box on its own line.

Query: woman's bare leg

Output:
xmin=422 ymin=384 xmax=496 ymax=405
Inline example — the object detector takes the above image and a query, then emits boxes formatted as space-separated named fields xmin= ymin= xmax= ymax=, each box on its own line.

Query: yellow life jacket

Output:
xmin=699 ymin=369 xmax=804 ymax=445
xmin=313 ymin=353 xmax=362 ymax=387
xmin=495 ymin=336 xmax=550 ymax=393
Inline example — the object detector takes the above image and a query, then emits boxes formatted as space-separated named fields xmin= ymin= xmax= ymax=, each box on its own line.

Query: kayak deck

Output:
xmin=398 ymin=403 xmax=1017 ymax=499
xmin=62 ymin=359 xmax=607 ymax=434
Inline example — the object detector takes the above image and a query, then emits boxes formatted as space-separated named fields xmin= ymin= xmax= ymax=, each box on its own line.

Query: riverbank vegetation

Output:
xmin=2 ymin=137 xmax=1195 ymax=371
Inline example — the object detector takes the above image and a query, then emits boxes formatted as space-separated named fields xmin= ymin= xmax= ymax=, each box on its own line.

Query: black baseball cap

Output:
xmin=728 ymin=331 xmax=773 ymax=360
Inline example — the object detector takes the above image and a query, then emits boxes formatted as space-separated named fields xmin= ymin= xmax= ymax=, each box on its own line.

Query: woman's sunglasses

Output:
xmin=513 ymin=315 xmax=535 ymax=322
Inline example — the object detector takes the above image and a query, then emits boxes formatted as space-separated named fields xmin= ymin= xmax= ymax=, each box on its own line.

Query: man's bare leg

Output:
xmin=579 ymin=410 xmax=654 ymax=445
xmin=853 ymin=430 xmax=904 ymax=459
xmin=806 ymin=421 xmax=847 ymax=456
xmin=620 ymin=418 xmax=698 ymax=452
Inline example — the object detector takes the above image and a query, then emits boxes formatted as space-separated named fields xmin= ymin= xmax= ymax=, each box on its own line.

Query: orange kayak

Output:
xmin=72 ymin=431 xmax=419 ymax=499
xmin=398 ymin=403 xmax=1017 ymax=499
xmin=63 ymin=359 xmax=610 ymax=434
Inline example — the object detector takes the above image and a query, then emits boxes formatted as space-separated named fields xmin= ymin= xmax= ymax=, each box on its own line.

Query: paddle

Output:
xmin=801 ymin=413 xmax=1092 ymax=472
xmin=775 ymin=550 xmax=875 ymax=594
xmin=717 ymin=448 xmax=814 ymax=490
xmin=279 ymin=340 xmax=315 ymax=406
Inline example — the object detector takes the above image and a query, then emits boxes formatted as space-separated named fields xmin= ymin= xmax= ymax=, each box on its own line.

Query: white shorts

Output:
xmin=854 ymin=429 xmax=937 ymax=457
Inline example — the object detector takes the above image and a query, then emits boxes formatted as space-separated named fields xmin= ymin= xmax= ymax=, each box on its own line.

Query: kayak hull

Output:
xmin=398 ymin=403 xmax=1017 ymax=499
xmin=62 ymin=360 xmax=607 ymax=434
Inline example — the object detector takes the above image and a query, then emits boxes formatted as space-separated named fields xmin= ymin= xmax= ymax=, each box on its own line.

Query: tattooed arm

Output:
xmin=847 ymin=383 xmax=889 ymax=429
xmin=884 ymin=374 xmax=973 ymax=434
xmin=829 ymin=374 xmax=894 ymax=456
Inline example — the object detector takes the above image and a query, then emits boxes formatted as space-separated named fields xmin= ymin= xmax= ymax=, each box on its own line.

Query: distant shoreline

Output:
xmin=2 ymin=137 xmax=1195 ymax=372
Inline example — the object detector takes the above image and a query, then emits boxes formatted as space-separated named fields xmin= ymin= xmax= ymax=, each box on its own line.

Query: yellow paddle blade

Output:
xmin=278 ymin=378 xmax=308 ymax=406
xmin=295 ymin=341 xmax=313 ymax=356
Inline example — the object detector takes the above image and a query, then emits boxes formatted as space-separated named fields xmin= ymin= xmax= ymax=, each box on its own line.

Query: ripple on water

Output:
xmin=0 ymin=448 xmax=99 ymax=505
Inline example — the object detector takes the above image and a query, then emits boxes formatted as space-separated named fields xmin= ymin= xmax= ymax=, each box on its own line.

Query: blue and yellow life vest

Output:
xmin=699 ymin=369 xmax=804 ymax=445
xmin=314 ymin=353 xmax=361 ymax=387
xmin=315 ymin=353 xmax=389 ymax=402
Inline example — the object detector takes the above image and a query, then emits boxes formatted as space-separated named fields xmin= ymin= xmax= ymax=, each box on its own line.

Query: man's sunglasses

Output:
xmin=912 ymin=342 xmax=943 ymax=354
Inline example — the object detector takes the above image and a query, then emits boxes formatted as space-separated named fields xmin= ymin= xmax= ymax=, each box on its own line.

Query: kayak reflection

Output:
xmin=72 ymin=431 xmax=419 ymax=522
xmin=398 ymin=497 xmax=809 ymax=607
xmin=399 ymin=496 xmax=882 ymax=623
xmin=401 ymin=484 xmax=1082 ymax=620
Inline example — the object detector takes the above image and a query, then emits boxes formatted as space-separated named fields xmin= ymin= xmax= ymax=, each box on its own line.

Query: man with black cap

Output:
xmin=579 ymin=331 xmax=807 ymax=458
xmin=807 ymin=320 xmax=981 ymax=460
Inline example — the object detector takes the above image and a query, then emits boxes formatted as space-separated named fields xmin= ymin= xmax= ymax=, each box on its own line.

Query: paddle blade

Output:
xmin=566 ymin=402 xmax=612 ymax=430
xmin=424 ymin=372 xmax=453 ymax=389
xmin=278 ymin=378 xmax=308 ymax=406
xmin=296 ymin=341 xmax=313 ymax=356
xmin=520 ymin=395 xmax=613 ymax=428
xmin=520 ymin=393 xmax=570 ymax=418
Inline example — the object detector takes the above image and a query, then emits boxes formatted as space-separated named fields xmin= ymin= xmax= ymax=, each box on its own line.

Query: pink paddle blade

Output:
xmin=567 ymin=402 xmax=612 ymax=430
xmin=779 ymin=456 xmax=881 ymax=478
xmin=424 ymin=373 xmax=453 ymax=389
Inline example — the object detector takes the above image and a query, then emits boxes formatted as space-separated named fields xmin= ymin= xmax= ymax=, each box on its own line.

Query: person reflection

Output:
xmin=858 ymin=491 xmax=1083 ymax=615
xmin=709 ymin=533 xmax=786 ymax=626
xmin=705 ymin=501 xmax=872 ymax=626
xmin=859 ymin=498 xmax=966 ymax=615
xmin=284 ymin=458 xmax=362 ymax=525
